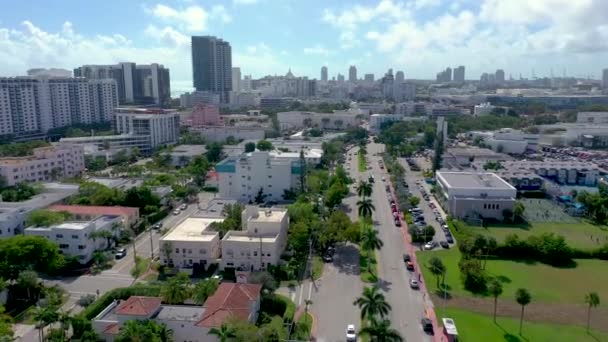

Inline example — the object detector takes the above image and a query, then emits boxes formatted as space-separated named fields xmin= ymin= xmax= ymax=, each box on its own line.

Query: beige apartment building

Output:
xmin=0 ymin=144 xmax=85 ymax=186
xmin=159 ymin=218 xmax=223 ymax=270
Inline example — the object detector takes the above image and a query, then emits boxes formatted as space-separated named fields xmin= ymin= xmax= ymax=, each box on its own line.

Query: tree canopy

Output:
xmin=0 ymin=235 xmax=65 ymax=279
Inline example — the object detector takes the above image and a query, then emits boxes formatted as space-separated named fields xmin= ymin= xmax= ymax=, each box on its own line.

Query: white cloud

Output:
xmin=303 ymin=45 xmax=331 ymax=56
xmin=234 ymin=43 xmax=289 ymax=76
xmin=148 ymin=3 xmax=233 ymax=32
xmin=144 ymin=25 xmax=189 ymax=47
xmin=211 ymin=5 xmax=232 ymax=23
xmin=410 ymin=0 xmax=442 ymax=10
xmin=233 ymin=0 xmax=258 ymax=4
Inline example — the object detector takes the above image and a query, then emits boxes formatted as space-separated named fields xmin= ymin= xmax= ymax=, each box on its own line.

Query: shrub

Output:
xmin=82 ymin=284 xmax=161 ymax=320
xmin=275 ymin=294 xmax=296 ymax=322
xmin=409 ymin=225 xmax=435 ymax=243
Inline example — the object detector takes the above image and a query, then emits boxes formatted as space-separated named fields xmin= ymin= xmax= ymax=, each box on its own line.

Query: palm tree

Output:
xmin=359 ymin=317 xmax=403 ymax=342
xmin=584 ymin=292 xmax=600 ymax=332
xmin=515 ymin=288 xmax=531 ymax=335
xmin=192 ymin=279 xmax=219 ymax=305
xmin=357 ymin=198 xmax=375 ymax=218
xmin=33 ymin=305 xmax=59 ymax=342
xmin=427 ymin=257 xmax=446 ymax=290
xmin=116 ymin=319 xmax=168 ymax=342
xmin=153 ymin=322 xmax=174 ymax=342
xmin=353 ymin=286 xmax=391 ymax=320
xmin=17 ymin=270 xmax=39 ymax=302
xmin=356 ymin=181 xmax=373 ymax=198
xmin=208 ymin=323 xmax=237 ymax=342
xmin=488 ymin=279 xmax=503 ymax=323
xmin=160 ymin=272 xmax=191 ymax=304
xmin=360 ymin=227 xmax=383 ymax=273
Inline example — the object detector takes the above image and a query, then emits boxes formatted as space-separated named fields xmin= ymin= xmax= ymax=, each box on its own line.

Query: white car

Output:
xmin=424 ymin=241 xmax=436 ymax=250
xmin=172 ymin=209 xmax=181 ymax=215
xmin=410 ymin=278 xmax=419 ymax=289
xmin=346 ymin=324 xmax=357 ymax=341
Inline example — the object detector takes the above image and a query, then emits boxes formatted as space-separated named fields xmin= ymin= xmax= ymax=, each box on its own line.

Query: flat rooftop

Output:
xmin=170 ymin=145 xmax=207 ymax=156
xmin=247 ymin=208 xmax=287 ymax=223
xmin=162 ymin=217 xmax=222 ymax=242
xmin=222 ymin=232 xmax=278 ymax=243
xmin=154 ymin=305 xmax=205 ymax=322
xmin=437 ymin=172 xmax=515 ymax=190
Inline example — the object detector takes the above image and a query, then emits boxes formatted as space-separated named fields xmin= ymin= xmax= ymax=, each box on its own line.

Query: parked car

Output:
xmin=394 ymin=219 xmax=402 ymax=227
xmin=346 ymin=324 xmax=357 ymax=341
xmin=421 ymin=318 xmax=434 ymax=333
xmin=424 ymin=241 xmax=437 ymax=250
xmin=115 ymin=248 xmax=127 ymax=259
xmin=180 ymin=203 xmax=187 ymax=210
xmin=406 ymin=261 xmax=415 ymax=271
xmin=403 ymin=254 xmax=411 ymax=262
xmin=446 ymin=235 xmax=454 ymax=244
xmin=440 ymin=241 xmax=449 ymax=249
xmin=152 ymin=223 xmax=162 ymax=230
xmin=172 ymin=209 xmax=181 ymax=215
xmin=410 ymin=278 xmax=419 ymax=289
xmin=322 ymin=254 xmax=334 ymax=262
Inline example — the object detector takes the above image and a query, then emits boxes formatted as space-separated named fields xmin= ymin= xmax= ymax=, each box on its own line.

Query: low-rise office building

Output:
xmin=159 ymin=218 xmax=222 ymax=271
xmin=473 ymin=160 xmax=601 ymax=186
xmin=216 ymin=150 xmax=321 ymax=202
xmin=24 ymin=215 xmax=121 ymax=264
xmin=0 ymin=144 xmax=85 ymax=186
xmin=277 ymin=111 xmax=362 ymax=131
xmin=189 ymin=126 xmax=266 ymax=143
xmin=221 ymin=206 xmax=288 ymax=271
xmin=165 ymin=145 xmax=207 ymax=167
xmin=436 ymin=171 xmax=517 ymax=220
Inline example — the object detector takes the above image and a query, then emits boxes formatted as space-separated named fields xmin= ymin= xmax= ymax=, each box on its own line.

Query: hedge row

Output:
xmin=81 ymin=284 xmax=161 ymax=320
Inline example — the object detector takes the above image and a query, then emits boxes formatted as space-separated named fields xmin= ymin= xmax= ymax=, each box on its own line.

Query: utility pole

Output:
xmin=149 ymin=228 xmax=154 ymax=259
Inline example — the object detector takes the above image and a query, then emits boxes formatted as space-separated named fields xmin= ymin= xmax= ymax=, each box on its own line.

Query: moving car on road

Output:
xmin=115 ymin=248 xmax=127 ymax=259
xmin=346 ymin=324 xmax=357 ymax=341
xmin=410 ymin=278 xmax=419 ymax=289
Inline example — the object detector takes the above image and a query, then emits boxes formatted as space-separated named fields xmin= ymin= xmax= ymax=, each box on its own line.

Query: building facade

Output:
xmin=159 ymin=218 xmax=222 ymax=271
xmin=277 ymin=111 xmax=362 ymax=131
xmin=74 ymin=63 xmax=170 ymax=106
xmin=25 ymin=215 xmax=121 ymax=264
xmin=192 ymin=36 xmax=233 ymax=103
xmin=114 ymin=108 xmax=180 ymax=149
xmin=321 ymin=66 xmax=328 ymax=82
xmin=0 ymin=144 xmax=85 ymax=186
xmin=221 ymin=206 xmax=289 ymax=271
xmin=436 ymin=172 xmax=517 ymax=220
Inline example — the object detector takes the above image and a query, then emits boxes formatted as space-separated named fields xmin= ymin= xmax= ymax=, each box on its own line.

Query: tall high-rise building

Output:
xmin=191 ymin=36 xmax=232 ymax=103
xmin=0 ymin=76 xmax=118 ymax=137
xmin=395 ymin=71 xmax=405 ymax=83
xmin=602 ymin=68 xmax=608 ymax=90
xmin=349 ymin=66 xmax=357 ymax=82
xmin=321 ymin=66 xmax=328 ymax=82
xmin=337 ymin=74 xmax=345 ymax=82
xmin=436 ymin=67 xmax=452 ymax=83
xmin=453 ymin=66 xmax=465 ymax=83
xmin=231 ymin=67 xmax=241 ymax=92
xmin=495 ymin=69 xmax=505 ymax=84
xmin=74 ymin=63 xmax=170 ymax=106
xmin=364 ymin=74 xmax=375 ymax=82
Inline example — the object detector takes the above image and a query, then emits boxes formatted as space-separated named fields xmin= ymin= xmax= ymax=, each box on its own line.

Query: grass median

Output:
xmin=359 ymin=252 xmax=378 ymax=283
xmin=358 ymin=150 xmax=367 ymax=172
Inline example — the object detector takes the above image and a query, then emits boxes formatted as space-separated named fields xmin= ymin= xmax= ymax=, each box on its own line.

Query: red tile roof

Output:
xmin=115 ymin=296 xmax=162 ymax=316
xmin=196 ymin=283 xmax=262 ymax=328
xmin=103 ymin=323 xmax=121 ymax=335
xmin=48 ymin=205 xmax=139 ymax=218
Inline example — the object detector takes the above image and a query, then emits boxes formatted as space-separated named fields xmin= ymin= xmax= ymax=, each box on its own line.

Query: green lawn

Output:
xmin=440 ymin=308 xmax=608 ymax=342
xmin=312 ymin=255 xmax=324 ymax=280
xmin=358 ymin=150 xmax=367 ymax=172
xmin=293 ymin=312 xmax=313 ymax=340
xmin=417 ymin=248 xmax=608 ymax=306
xmin=456 ymin=220 xmax=608 ymax=250
xmin=359 ymin=252 xmax=378 ymax=283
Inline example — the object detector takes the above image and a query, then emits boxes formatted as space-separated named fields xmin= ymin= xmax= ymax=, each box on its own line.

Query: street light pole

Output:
xmin=149 ymin=228 xmax=154 ymax=259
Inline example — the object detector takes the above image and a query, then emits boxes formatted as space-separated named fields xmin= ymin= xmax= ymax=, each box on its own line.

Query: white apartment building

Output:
xmin=473 ymin=102 xmax=496 ymax=117
xmin=436 ymin=172 xmax=517 ymax=220
xmin=576 ymin=112 xmax=608 ymax=124
xmin=114 ymin=108 xmax=180 ymax=148
xmin=24 ymin=215 xmax=121 ymax=264
xmin=0 ymin=77 xmax=118 ymax=137
xmin=159 ymin=218 xmax=222 ymax=271
xmin=216 ymin=150 xmax=321 ymax=202
xmin=221 ymin=206 xmax=289 ymax=271
xmin=189 ymin=126 xmax=266 ymax=143
xmin=370 ymin=114 xmax=403 ymax=133
xmin=277 ymin=111 xmax=362 ymax=131
xmin=0 ymin=144 xmax=85 ymax=186
xmin=59 ymin=134 xmax=151 ymax=159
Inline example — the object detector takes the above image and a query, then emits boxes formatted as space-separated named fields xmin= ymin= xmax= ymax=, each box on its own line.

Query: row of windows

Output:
xmin=56 ymin=234 xmax=81 ymax=239
xmin=175 ymin=248 xmax=207 ymax=254
xmin=59 ymin=244 xmax=85 ymax=249
xmin=483 ymin=203 xmax=501 ymax=210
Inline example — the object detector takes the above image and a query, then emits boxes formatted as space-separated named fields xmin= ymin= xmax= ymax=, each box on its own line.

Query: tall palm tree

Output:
xmin=584 ymin=292 xmax=600 ymax=332
xmin=356 ymin=181 xmax=373 ymax=198
xmin=515 ymin=288 xmax=531 ymax=335
xmin=353 ymin=286 xmax=391 ymax=320
xmin=153 ymin=322 xmax=174 ymax=342
xmin=427 ymin=257 xmax=446 ymax=290
xmin=360 ymin=227 xmax=383 ymax=273
xmin=208 ymin=324 xmax=237 ymax=342
xmin=488 ymin=279 xmax=503 ymax=323
xmin=359 ymin=317 xmax=403 ymax=342
xmin=116 ymin=319 xmax=167 ymax=342
xmin=160 ymin=273 xmax=191 ymax=305
xmin=357 ymin=198 xmax=375 ymax=218
xmin=192 ymin=279 xmax=219 ymax=305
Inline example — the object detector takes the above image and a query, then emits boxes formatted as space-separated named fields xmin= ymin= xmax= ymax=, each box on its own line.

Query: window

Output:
xmin=175 ymin=248 xmax=180 ymax=253
xmin=78 ymin=245 xmax=85 ymax=250
xmin=72 ymin=235 xmax=78 ymax=239
xmin=56 ymin=234 xmax=64 ymax=238
xmin=59 ymin=244 xmax=69 ymax=249
xmin=253 ymin=251 xmax=258 ymax=256
xmin=188 ymin=249 xmax=192 ymax=254
xmin=267 ymin=253 xmax=271 ymax=257
xmin=200 ymin=249 xmax=206 ymax=254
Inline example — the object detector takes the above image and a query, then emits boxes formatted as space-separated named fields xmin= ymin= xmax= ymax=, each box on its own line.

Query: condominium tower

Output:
xmin=191 ymin=36 xmax=233 ymax=103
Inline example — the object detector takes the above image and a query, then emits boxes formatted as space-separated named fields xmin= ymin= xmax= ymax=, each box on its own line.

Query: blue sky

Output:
xmin=1 ymin=0 xmax=608 ymax=93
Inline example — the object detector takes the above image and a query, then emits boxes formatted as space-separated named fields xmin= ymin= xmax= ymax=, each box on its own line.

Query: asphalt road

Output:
xmin=348 ymin=143 xmax=432 ymax=342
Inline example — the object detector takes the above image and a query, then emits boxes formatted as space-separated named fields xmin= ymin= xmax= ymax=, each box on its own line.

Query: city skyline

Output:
xmin=1 ymin=0 xmax=608 ymax=94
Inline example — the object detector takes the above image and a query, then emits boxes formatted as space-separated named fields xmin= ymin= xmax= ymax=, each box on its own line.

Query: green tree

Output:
xmin=244 ymin=142 xmax=256 ymax=153
xmin=513 ymin=201 xmax=525 ymax=221
xmin=360 ymin=226 xmax=383 ymax=273
xmin=408 ymin=196 xmax=420 ymax=207
xmin=0 ymin=306 xmax=13 ymax=340
xmin=116 ymin=319 xmax=171 ymax=342
xmin=254 ymin=187 xmax=267 ymax=204
xmin=515 ymin=288 xmax=531 ymax=335
xmin=192 ymin=279 xmax=219 ymax=305
xmin=488 ymin=278 xmax=503 ymax=323
xmin=208 ymin=323 xmax=237 ymax=342
xmin=26 ymin=209 xmax=70 ymax=227
xmin=160 ymin=272 xmax=191 ymax=304
xmin=584 ymin=292 xmax=600 ymax=332
xmin=357 ymin=198 xmax=375 ymax=218
xmin=256 ymin=139 xmax=274 ymax=151
xmin=33 ymin=305 xmax=59 ymax=342
xmin=428 ymin=257 xmax=446 ymax=289
xmin=432 ymin=134 xmax=444 ymax=173
xmin=206 ymin=142 xmax=224 ymax=163
xmin=324 ymin=181 xmax=348 ymax=210
xmin=353 ymin=286 xmax=392 ymax=320
xmin=356 ymin=181 xmax=373 ymax=198
xmin=359 ymin=317 xmax=403 ymax=342
xmin=17 ymin=270 xmax=39 ymax=302
xmin=0 ymin=235 xmax=65 ymax=279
